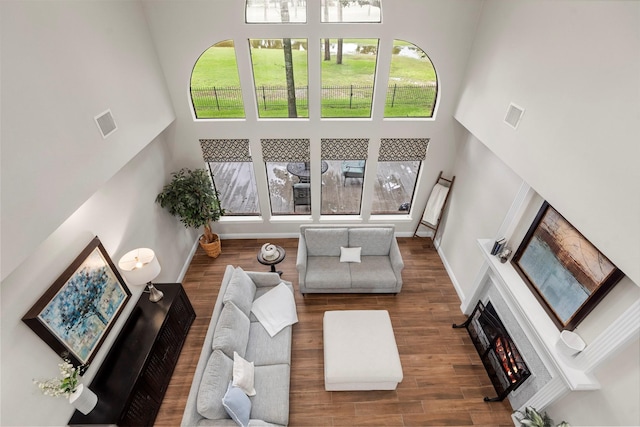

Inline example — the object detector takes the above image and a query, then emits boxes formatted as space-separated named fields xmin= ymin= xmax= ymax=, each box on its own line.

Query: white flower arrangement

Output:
xmin=33 ymin=359 xmax=80 ymax=398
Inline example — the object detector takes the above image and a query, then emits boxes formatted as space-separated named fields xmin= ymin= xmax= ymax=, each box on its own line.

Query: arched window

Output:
xmin=190 ymin=40 xmax=244 ymax=119
xmin=385 ymin=40 xmax=437 ymax=118
xmin=193 ymin=1 xmax=439 ymax=220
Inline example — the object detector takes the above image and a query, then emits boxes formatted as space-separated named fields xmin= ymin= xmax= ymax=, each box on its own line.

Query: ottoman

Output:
xmin=323 ymin=310 xmax=403 ymax=391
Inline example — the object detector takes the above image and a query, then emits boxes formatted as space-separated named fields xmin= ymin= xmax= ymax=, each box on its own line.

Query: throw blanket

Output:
xmin=251 ymin=283 xmax=298 ymax=337
xmin=422 ymin=183 xmax=449 ymax=225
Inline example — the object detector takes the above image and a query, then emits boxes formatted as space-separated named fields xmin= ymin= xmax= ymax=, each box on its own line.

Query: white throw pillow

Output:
xmin=232 ymin=351 xmax=256 ymax=396
xmin=251 ymin=282 xmax=298 ymax=337
xmin=340 ymin=246 xmax=361 ymax=263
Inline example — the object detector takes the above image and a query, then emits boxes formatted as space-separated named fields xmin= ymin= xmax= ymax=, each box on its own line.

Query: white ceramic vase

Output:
xmin=69 ymin=384 xmax=98 ymax=415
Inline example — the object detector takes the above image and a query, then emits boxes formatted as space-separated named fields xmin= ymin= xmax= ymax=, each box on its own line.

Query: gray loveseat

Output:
xmin=296 ymin=224 xmax=404 ymax=294
xmin=181 ymin=265 xmax=294 ymax=426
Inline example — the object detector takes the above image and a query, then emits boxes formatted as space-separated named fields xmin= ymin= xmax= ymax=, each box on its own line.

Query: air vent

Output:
xmin=94 ymin=109 xmax=118 ymax=138
xmin=504 ymin=103 xmax=525 ymax=129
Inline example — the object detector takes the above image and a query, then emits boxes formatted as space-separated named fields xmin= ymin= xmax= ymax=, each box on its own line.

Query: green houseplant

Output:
xmin=515 ymin=407 xmax=569 ymax=427
xmin=156 ymin=168 xmax=224 ymax=258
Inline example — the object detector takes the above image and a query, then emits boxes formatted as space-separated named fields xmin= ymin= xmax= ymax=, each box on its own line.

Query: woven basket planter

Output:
xmin=200 ymin=233 xmax=221 ymax=258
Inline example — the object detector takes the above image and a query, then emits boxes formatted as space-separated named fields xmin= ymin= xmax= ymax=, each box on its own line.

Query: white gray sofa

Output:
xmin=181 ymin=265 xmax=294 ymax=427
xmin=296 ymin=224 xmax=404 ymax=294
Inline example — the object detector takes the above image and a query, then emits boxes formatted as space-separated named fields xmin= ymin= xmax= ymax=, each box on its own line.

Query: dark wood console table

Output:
xmin=69 ymin=283 xmax=195 ymax=426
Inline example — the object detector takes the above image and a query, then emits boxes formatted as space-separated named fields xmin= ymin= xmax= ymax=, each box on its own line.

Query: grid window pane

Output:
xmin=191 ymin=40 xmax=245 ymax=119
xmin=321 ymin=160 xmax=364 ymax=215
xmin=321 ymin=38 xmax=378 ymax=118
xmin=266 ymin=162 xmax=310 ymax=214
xmin=250 ymin=39 xmax=309 ymax=118
xmin=246 ymin=0 xmax=306 ymax=23
xmin=321 ymin=0 xmax=381 ymax=23
xmin=208 ymin=162 xmax=259 ymax=215
xmin=385 ymin=40 xmax=437 ymax=118
xmin=371 ymin=161 xmax=420 ymax=214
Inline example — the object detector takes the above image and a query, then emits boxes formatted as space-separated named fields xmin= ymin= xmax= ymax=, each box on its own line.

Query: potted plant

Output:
xmin=33 ymin=359 xmax=98 ymax=415
xmin=514 ymin=407 xmax=569 ymax=427
xmin=156 ymin=168 xmax=224 ymax=258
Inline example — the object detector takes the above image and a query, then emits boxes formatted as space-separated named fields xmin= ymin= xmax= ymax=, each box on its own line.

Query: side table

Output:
xmin=257 ymin=245 xmax=286 ymax=276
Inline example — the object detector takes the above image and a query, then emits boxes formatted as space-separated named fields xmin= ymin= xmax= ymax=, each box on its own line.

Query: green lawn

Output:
xmin=191 ymin=39 xmax=436 ymax=118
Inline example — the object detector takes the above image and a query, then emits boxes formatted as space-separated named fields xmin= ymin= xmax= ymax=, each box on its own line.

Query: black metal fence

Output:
xmin=191 ymin=84 xmax=436 ymax=115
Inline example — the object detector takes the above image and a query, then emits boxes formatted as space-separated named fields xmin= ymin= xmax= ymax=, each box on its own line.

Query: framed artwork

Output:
xmin=22 ymin=237 xmax=131 ymax=367
xmin=512 ymin=202 xmax=624 ymax=330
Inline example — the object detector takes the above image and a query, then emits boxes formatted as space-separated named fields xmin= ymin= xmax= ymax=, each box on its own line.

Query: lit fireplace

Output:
xmin=453 ymin=301 xmax=531 ymax=401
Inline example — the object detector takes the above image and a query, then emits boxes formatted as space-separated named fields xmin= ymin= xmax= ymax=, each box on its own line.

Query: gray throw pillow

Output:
xmin=212 ymin=302 xmax=250 ymax=358
xmin=197 ymin=350 xmax=233 ymax=420
xmin=223 ymin=267 xmax=257 ymax=316
xmin=222 ymin=381 xmax=251 ymax=427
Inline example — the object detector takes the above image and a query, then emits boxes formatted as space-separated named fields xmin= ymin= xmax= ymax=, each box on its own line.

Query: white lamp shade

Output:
xmin=118 ymin=248 xmax=161 ymax=286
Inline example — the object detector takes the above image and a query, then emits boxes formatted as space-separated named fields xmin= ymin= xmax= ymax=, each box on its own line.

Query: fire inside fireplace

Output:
xmin=453 ymin=301 xmax=531 ymax=401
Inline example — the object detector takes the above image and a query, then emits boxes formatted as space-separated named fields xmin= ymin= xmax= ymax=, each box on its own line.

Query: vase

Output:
xmin=69 ymin=384 xmax=98 ymax=415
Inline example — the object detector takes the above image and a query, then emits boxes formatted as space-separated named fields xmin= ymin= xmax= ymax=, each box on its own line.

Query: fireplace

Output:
xmin=454 ymin=300 xmax=531 ymax=401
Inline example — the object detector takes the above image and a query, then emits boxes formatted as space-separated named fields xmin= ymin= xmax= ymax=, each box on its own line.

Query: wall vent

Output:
xmin=94 ymin=109 xmax=118 ymax=138
xmin=504 ymin=103 xmax=525 ymax=129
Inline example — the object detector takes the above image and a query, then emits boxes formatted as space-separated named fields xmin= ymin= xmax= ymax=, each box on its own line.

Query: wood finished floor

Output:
xmin=155 ymin=238 xmax=515 ymax=426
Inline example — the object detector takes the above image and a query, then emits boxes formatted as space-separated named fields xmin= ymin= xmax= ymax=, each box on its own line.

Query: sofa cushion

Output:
xmin=251 ymin=364 xmax=290 ymax=426
xmin=304 ymin=228 xmax=348 ymax=256
xmin=222 ymin=381 xmax=251 ymax=427
xmin=245 ymin=322 xmax=292 ymax=366
xmin=212 ymin=302 xmax=250 ymax=358
xmin=306 ymin=256 xmax=351 ymax=288
xmin=349 ymin=228 xmax=393 ymax=256
xmin=195 ymin=420 xmax=242 ymax=426
xmin=223 ymin=267 xmax=257 ymax=316
xmin=197 ymin=350 xmax=234 ymax=420
xmin=350 ymin=256 xmax=398 ymax=288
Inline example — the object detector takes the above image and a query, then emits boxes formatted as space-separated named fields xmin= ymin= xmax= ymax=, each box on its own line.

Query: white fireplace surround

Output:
xmin=459 ymin=184 xmax=640 ymax=413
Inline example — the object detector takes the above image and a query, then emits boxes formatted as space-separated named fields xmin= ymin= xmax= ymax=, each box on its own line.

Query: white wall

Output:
xmin=548 ymin=336 xmax=640 ymax=426
xmin=0 ymin=133 xmax=195 ymax=426
xmin=0 ymin=0 xmax=176 ymax=280
xmin=454 ymin=0 xmax=640 ymax=285
xmin=141 ymin=0 xmax=483 ymax=236
xmin=0 ymin=1 xmax=193 ymax=425
xmin=440 ymin=131 xmax=523 ymax=299
xmin=441 ymin=1 xmax=640 ymax=425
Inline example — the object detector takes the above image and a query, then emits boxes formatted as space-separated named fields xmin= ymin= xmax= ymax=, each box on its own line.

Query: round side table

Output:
xmin=257 ymin=245 xmax=286 ymax=276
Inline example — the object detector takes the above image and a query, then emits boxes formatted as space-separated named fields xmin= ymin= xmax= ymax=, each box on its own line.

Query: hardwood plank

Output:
xmin=154 ymin=237 xmax=516 ymax=426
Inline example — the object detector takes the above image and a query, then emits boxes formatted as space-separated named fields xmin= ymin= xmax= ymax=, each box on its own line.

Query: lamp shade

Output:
xmin=118 ymin=248 xmax=161 ymax=286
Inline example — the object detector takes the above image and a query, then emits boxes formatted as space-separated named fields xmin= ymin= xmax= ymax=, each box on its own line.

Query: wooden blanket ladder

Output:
xmin=413 ymin=171 xmax=456 ymax=243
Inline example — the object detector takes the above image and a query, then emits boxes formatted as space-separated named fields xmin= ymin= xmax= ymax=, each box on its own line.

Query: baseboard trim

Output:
xmin=436 ymin=245 xmax=466 ymax=308
xmin=176 ymin=238 xmax=200 ymax=283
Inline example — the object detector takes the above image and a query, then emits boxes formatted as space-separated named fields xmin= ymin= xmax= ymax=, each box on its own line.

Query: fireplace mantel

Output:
xmin=476 ymin=239 xmax=599 ymax=392
xmin=457 ymin=185 xmax=640 ymax=413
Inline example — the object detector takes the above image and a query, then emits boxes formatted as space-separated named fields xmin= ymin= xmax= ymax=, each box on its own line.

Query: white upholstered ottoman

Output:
xmin=323 ymin=310 xmax=403 ymax=391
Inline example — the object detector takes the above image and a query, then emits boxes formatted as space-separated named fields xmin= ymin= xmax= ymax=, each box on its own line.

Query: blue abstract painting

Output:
xmin=38 ymin=247 xmax=128 ymax=364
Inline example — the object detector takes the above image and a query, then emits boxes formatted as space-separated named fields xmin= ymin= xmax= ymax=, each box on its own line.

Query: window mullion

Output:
xmin=371 ymin=38 xmax=393 ymax=121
